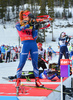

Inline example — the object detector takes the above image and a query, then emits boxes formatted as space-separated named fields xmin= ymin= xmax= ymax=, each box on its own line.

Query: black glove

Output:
xmin=29 ymin=20 xmax=34 ymax=26
xmin=35 ymin=22 xmax=40 ymax=29
xmin=65 ymin=35 xmax=71 ymax=42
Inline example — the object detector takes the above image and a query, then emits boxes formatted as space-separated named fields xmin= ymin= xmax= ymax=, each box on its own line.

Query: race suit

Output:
xmin=16 ymin=22 xmax=39 ymax=78
xmin=58 ymin=35 xmax=70 ymax=66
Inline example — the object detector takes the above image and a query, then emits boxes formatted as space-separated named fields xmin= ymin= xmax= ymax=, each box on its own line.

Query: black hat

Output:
xmin=28 ymin=13 xmax=34 ymax=18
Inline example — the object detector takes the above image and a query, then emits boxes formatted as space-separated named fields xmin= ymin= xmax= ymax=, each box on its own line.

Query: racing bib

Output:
xmin=18 ymin=27 xmax=34 ymax=41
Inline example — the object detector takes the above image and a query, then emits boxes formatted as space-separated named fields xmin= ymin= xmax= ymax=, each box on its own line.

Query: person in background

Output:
xmin=37 ymin=42 xmax=46 ymax=59
xmin=5 ymin=46 xmax=11 ymax=63
xmin=58 ymin=32 xmax=71 ymax=66
xmin=15 ymin=46 xmax=18 ymax=59
xmin=1 ymin=45 xmax=5 ymax=60
xmin=18 ymin=46 xmax=21 ymax=59
xmin=47 ymin=46 xmax=56 ymax=60
xmin=0 ymin=46 xmax=3 ymax=63
xmin=69 ymin=42 xmax=73 ymax=59
xmin=15 ymin=10 xmax=43 ymax=87
xmin=37 ymin=42 xmax=47 ymax=70
xmin=10 ymin=46 xmax=16 ymax=62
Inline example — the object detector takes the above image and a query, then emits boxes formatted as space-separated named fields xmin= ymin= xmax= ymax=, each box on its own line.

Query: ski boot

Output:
xmin=16 ymin=78 xmax=21 ymax=96
xmin=35 ymin=77 xmax=44 ymax=87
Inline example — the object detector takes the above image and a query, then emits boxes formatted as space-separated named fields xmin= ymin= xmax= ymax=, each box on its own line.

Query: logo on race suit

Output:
xmin=60 ymin=59 xmax=70 ymax=65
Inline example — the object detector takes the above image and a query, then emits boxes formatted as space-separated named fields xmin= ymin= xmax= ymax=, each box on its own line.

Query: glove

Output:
xmin=35 ymin=22 xmax=40 ymax=29
xmin=29 ymin=20 xmax=34 ymax=26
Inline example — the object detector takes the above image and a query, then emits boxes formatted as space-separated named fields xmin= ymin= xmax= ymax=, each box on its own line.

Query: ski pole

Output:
xmin=41 ymin=58 xmax=49 ymax=64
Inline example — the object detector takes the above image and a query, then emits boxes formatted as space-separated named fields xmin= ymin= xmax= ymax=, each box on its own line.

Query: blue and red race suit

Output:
xmin=15 ymin=22 xmax=39 ymax=78
xmin=58 ymin=36 xmax=70 ymax=66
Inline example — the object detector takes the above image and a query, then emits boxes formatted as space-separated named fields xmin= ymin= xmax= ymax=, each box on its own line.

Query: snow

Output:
xmin=0 ymin=24 xmax=18 ymax=46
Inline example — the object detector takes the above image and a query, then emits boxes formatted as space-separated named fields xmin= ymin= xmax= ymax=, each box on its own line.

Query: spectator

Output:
xmin=69 ymin=42 xmax=73 ymax=59
xmin=47 ymin=46 xmax=56 ymax=60
xmin=5 ymin=46 xmax=11 ymax=63
xmin=15 ymin=46 xmax=18 ymax=59
xmin=1 ymin=45 xmax=5 ymax=60
xmin=10 ymin=46 xmax=16 ymax=62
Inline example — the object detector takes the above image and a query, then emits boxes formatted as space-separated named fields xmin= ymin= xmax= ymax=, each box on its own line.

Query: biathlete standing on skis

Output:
xmin=15 ymin=10 xmax=43 ymax=87
xmin=37 ymin=42 xmax=48 ymax=70
xmin=58 ymin=32 xmax=71 ymax=66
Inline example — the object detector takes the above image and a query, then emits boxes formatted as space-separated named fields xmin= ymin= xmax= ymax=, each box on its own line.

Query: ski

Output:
xmin=2 ymin=77 xmax=13 ymax=81
xmin=22 ymin=84 xmax=72 ymax=95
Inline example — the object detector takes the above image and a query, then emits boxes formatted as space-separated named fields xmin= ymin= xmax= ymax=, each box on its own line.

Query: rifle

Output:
xmin=69 ymin=36 xmax=73 ymax=39
xmin=22 ymin=13 xmax=53 ymax=30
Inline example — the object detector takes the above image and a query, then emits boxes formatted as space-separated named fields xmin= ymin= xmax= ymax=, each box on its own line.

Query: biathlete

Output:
xmin=37 ymin=42 xmax=48 ymax=70
xmin=47 ymin=46 xmax=56 ymax=60
xmin=58 ymin=32 xmax=71 ymax=66
xmin=15 ymin=10 xmax=43 ymax=87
